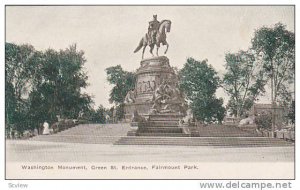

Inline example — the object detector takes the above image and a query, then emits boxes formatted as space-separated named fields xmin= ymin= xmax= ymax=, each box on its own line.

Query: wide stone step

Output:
xmin=115 ymin=142 xmax=292 ymax=147
xmin=195 ymin=131 xmax=257 ymax=137
xmin=138 ymin=127 xmax=183 ymax=133
xmin=196 ymin=133 xmax=256 ymax=137
xmin=136 ymin=123 xmax=179 ymax=128
xmin=135 ymin=133 xmax=190 ymax=137
xmin=147 ymin=121 xmax=179 ymax=127
xmin=148 ymin=115 xmax=183 ymax=121
xmin=115 ymin=137 xmax=294 ymax=147
xmin=149 ymin=118 xmax=181 ymax=122
xmin=114 ymin=137 xmax=294 ymax=147
xmin=29 ymin=123 xmax=131 ymax=144
xmin=116 ymin=137 xmax=291 ymax=142
xmin=193 ymin=126 xmax=259 ymax=137
xmin=48 ymin=124 xmax=130 ymax=136
xmin=30 ymin=135 xmax=120 ymax=144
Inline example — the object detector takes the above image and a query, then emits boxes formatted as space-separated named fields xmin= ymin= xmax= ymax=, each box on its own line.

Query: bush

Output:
xmin=255 ymin=111 xmax=272 ymax=130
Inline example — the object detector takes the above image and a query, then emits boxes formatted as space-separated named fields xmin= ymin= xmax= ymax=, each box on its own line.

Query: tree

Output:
xmin=5 ymin=43 xmax=38 ymax=101
xmin=81 ymin=105 xmax=107 ymax=123
xmin=115 ymin=104 xmax=125 ymax=121
xmin=106 ymin=65 xmax=136 ymax=104
xmin=41 ymin=45 xmax=91 ymax=119
xmin=251 ymin=23 xmax=295 ymax=131
xmin=223 ymin=50 xmax=267 ymax=118
xmin=105 ymin=65 xmax=136 ymax=121
xmin=57 ymin=45 xmax=90 ymax=118
xmin=179 ymin=57 xmax=226 ymax=124
xmin=191 ymin=97 xmax=226 ymax=124
xmin=95 ymin=105 xmax=107 ymax=123
xmin=5 ymin=43 xmax=93 ymax=133
xmin=5 ymin=43 xmax=40 ymax=132
xmin=255 ymin=111 xmax=272 ymax=130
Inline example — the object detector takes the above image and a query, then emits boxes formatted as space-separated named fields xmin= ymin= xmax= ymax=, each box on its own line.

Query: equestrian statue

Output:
xmin=134 ymin=15 xmax=172 ymax=59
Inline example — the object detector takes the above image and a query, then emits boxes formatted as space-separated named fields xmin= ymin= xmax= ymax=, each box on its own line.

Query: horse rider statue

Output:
xmin=134 ymin=15 xmax=171 ymax=59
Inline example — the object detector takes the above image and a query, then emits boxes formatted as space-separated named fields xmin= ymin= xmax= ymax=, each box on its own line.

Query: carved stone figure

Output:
xmin=146 ymin=81 xmax=152 ymax=92
xmin=239 ymin=115 xmax=255 ymax=126
xmin=138 ymin=82 xmax=142 ymax=93
xmin=150 ymin=79 xmax=186 ymax=114
xmin=151 ymin=81 xmax=167 ymax=111
xmin=134 ymin=15 xmax=171 ymax=59
xmin=124 ymin=89 xmax=136 ymax=103
xmin=151 ymin=80 xmax=156 ymax=91
xmin=182 ymin=109 xmax=194 ymax=124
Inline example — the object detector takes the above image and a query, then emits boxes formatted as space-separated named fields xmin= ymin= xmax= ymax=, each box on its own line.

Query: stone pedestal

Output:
xmin=125 ymin=56 xmax=177 ymax=119
xmin=124 ymin=56 xmax=189 ymax=136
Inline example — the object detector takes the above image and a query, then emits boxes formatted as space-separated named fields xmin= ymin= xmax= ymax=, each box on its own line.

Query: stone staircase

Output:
xmin=29 ymin=123 xmax=130 ymax=144
xmin=116 ymin=124 xmax=293 ymax=147
xmin=132 ymin=122 xmax=258 ymax=137
xmin=114 ymin=136 xmax=293 ymax=147
xmin=28 ymin=123 xmax=293 ymax=147
xmin=194 ymin=125 xmax=259 ymax=137
xmin=134 ymin=121 xmax=189 ymax=137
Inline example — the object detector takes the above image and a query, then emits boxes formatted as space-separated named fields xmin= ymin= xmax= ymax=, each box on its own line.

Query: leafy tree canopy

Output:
xmin=223 ymin=50 xmax=267 ymax=117
xmin=251 ymin=23 xmax=294 ymax=105
xmin=5 ymin=43 xmax=92 ymax=132
xmin=179 ymin=57 xmax=225 ymax=123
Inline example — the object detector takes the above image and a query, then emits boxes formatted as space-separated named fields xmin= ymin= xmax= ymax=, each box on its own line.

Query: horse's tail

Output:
xmin=133 ymin=38 xmax=144 ymax=53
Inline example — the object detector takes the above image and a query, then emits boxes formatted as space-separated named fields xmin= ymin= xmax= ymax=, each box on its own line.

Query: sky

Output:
xmin=6 ymin=6 xmax=294 ymax=108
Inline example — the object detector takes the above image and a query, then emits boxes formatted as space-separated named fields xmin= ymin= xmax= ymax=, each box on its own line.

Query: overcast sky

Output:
xmin=6 ymin=6 xmax=294 ymax=108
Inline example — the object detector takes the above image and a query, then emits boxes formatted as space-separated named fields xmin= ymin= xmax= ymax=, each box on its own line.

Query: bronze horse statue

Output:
xmin=134 ymin=20 xmax=171 ymax=59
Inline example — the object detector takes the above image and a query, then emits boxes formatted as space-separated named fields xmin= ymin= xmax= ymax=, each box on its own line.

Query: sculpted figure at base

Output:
xmin=134 ymin=15 xmax=172 ymax=59
xmin=150 ymin=79 xmax=186 ymax=114
xmin=182 ymin=109 xmax=194 ymax=124
xmin=124 ymin=89 xmax=136 ymax=104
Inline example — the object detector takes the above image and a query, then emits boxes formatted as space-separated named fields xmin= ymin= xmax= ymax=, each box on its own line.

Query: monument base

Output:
xmin=124 ymin=102 xmax=152 ymax=122
xmin=124 ymin=56 xmax=188 ymax=136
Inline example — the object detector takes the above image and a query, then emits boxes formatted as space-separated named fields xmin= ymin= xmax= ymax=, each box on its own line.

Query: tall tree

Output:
xmin=106 ymin=65 xmax=136 ymax=120
xmin=57 ymin=45 xmax=90 ymax=118
xmin=5 ymin=43 xmax=93 ymax=132
xmin=179 ymin=58 xmax=225 ymax=124
xmin=36 ymin=45 xmax=91 ymax=120
xmin=5 ymin=43 xmax=37 ymax=100
xmin=5 ymin=43 xmax=40 ymax=132
xmin=251 ymin=23 xmax=295 ymax=131
xmin=223 ymin=50 xmax=267 ymax=118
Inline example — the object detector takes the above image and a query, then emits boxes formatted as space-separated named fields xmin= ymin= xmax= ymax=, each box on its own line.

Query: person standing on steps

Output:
xmin=42 ymin=121 xmax=50 ymax=135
